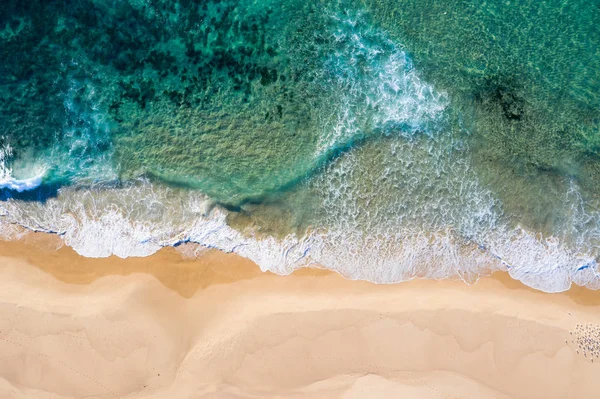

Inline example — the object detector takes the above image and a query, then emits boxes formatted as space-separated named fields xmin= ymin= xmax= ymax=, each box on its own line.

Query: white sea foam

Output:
xmin=0 ymin=145 xmax=46 ymax=192
xmin=482 ymin=181 xmax=600 ymax=292
xmin=1 ymin=164 xmax=598 ymax=293
xmin=486 ymin=227 xmax=598 ymax=292
xmin=0 ymin=174 xmax=44 ymax=193
xmin=314 ymin=12 xmax=447 ymax=156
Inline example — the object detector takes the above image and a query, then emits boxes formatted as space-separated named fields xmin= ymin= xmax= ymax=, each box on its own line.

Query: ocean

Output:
xmin=1 ymin=0 xmax=599 ymax=292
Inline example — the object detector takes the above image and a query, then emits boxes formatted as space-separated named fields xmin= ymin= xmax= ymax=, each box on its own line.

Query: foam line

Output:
xmin=0 ymin=174 xmax=44 ymax=193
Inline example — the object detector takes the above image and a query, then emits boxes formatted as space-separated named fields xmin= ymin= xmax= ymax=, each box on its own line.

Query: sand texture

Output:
xmin=0 ymin=235 xmax=599 ymax=398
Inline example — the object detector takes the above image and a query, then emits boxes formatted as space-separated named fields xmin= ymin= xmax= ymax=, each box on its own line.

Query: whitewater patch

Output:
xmin=0 ymin=175 xmax=598 ymax=293
xmin=485 ymin=180 xmax=600 ymax=292
xmin=0 ymin=146 xmax=46 ymax=193
xmin=0 ymin=174 xmax=44 ymax=193
xmin=314 ymin=11 xmax=447 ymax=156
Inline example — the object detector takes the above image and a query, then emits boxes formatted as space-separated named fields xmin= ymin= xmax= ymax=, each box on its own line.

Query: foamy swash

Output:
xmin=1 ymin=2 xmax=599 ymax=294
xmin=0 ymin=176 xmax=598 ymax=293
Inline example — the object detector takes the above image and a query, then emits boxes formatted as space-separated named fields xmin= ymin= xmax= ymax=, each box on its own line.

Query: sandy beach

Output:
xmin=0 ymin=233 xmax=599 ymax=399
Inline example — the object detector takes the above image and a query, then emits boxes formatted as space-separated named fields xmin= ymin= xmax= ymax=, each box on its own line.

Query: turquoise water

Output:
xmin=1 ymin=0 xmax=600 ymax=292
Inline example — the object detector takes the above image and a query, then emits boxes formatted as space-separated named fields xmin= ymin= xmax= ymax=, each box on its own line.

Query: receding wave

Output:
xmin=1 ymin=172 xmax=599 ymax=293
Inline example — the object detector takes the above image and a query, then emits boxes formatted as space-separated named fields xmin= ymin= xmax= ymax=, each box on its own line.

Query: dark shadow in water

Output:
xmin=0 ymin=179 xmax=126 ymax=204
xmin=0 ymin=183 xmax=62 ymax=203
xmin=473 ymin=74 xmax=525 ymax=122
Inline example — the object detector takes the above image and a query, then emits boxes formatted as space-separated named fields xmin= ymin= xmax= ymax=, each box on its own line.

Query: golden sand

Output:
xmin=0 ymin=233 xmax=599 ymax=398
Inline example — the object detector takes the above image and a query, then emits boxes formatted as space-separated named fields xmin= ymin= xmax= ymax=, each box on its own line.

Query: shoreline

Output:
xmin=0 ymin=232 xmax=599 ymax=398
xmin=0 ymin=230 xmax=597 ymax=299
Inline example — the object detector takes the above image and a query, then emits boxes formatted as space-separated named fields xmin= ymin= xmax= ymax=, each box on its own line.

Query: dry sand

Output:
xmin=0 ymin=233 xmax=599 ymax=399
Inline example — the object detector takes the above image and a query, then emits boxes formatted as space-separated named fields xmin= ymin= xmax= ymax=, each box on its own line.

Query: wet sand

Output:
xmin=0 ymin=233 xmax=599 ymax=398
